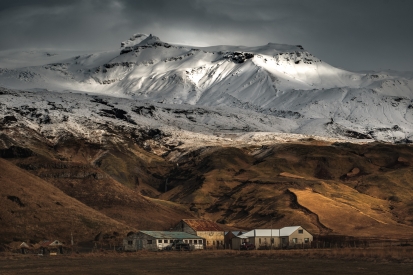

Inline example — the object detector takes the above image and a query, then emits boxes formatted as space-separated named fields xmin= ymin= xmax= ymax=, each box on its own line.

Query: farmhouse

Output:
xmin=172 ymin=219 xmax=225 ymax=249
xmin=123 ymin=231 xmax=204 ymax=251
xmin=232 ymin=226 xmax=313 ymax=250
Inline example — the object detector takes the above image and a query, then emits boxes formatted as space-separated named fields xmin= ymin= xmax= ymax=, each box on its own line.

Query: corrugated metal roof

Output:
xmin=236 ymin=226 xmax=303 ymax=238
xmin=140 ymin=231 xmax=203 ymax=239
xmin=225 ymin=231 xmax=244 ymax=236
xmin=280 ymin=226 xmax=301 ymax=236
xmin=238 ymin=229 xmax=280 ymax=238
xmin=183 ymin=219 xmax=223 ymax=231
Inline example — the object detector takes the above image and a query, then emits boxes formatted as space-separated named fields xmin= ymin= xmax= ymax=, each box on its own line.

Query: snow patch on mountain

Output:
xmin=1 ymin=33 xmax=413 ymax=143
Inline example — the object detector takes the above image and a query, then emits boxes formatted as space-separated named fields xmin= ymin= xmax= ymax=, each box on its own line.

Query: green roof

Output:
xmin=140 ymin=231 xmax=203 ymax=239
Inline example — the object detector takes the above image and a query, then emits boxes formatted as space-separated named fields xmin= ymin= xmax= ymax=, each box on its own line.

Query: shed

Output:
xmin=224 ymin=231 xmax=245 ymax=249
xmin=123 ymin=231 xmax=204 ymax=251
xmin=39 ymin=240 xmax=65 ymax=255
xmin=20 ymin=242 xmax=31 ymax=254
xmin=7 ymin=241 xmax=33 ymax=254
xmin=172 ymin=219 xmax=225 ymax=249
xmin=232 ymin=226 xmax=313 ymax=249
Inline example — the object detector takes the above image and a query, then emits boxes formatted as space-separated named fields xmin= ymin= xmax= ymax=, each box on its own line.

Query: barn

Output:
xmin=123 ymin=231 xmax=204 ymax=251
xmin=172 ymin=219 xmax=225 ymax=249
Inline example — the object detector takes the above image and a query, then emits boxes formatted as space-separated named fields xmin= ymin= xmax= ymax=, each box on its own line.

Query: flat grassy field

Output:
xmin=1 ymin=249 xmax=412 ymax=275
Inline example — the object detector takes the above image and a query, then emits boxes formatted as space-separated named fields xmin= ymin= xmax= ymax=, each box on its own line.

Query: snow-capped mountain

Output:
xmin=1 ymin=33 xmax=413 ymax=143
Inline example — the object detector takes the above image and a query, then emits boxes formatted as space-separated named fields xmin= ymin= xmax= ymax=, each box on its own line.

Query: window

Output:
xmin=128 ymin=241 xmax=133 ymax=245
xmin=271 ymin=238 xmax=274 ymax=244
xmin=304 ymin=238 xmax=309 ymax=243
xmin=292 ymin=238 xmax=297 ymax=244
xmin=184 ymin=240 xmax=188 ymax=243
xmin=158 ymin=240 xmax=162 ymax=244
xmin=259 ymin=238 xmax=261 ymax=244
xmin=199 ymin=240 xmax=203 ymax=244
xmin=213 ymin=241 xmax=215 ymax=245
xmin=164 ymin=239 xmax=168 ymax=243
xmin=194 ymin=240 xmax=197 ymax=244
xmin=298 ymin=229 xmax=303 ymax=234
xmin=189 ymin=240 xmax=193 ymax=244
xmin=147 ymin=240 xmax=152 ymax=244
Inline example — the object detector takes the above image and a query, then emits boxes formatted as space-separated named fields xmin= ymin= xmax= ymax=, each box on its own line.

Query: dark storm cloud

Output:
xmin=0 ymin=0 xmax=412 ymax=71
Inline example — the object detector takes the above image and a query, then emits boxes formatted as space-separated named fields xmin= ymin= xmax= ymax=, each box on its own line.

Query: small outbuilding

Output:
xmin=39 ymin=240 xmax=65 ymax=255
xmin=7 ymin=241 xmax=34 ymax=254
xmin=224 ymin=231 xmax=245 ymax=249
xmin=19 ymin=242 xmax=31 ymax=254
xmin=123 ymin=231 xmax=204 ymax=251
xmin=232 ymin=226 xmax=313 ymax=250
xmin=172 ymin=219 xmax=225 ymax=249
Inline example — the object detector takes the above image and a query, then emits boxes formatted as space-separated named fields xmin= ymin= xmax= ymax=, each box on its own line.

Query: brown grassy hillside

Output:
xmin=2 ymin=125 xmax=413 ymax=240
xmin=160 ymin=142 xmax=413 ymax=238
xmin=0 ymin=158 xmax=131 ymax=244
xmin=4 ymin=141 xmax=194 ymax=232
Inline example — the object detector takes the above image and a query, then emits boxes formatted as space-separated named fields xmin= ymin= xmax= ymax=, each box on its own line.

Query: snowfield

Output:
xmin=1 ymin=33 xmax=413 ymax=144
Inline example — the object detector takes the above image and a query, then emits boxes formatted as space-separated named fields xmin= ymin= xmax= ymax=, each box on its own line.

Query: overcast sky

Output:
xmin=0 ymin=0 xmax=412 ymax=71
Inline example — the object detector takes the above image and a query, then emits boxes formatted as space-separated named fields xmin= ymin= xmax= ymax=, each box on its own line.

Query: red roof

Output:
xmin=183 ymin=219 xmax=223 ymax=232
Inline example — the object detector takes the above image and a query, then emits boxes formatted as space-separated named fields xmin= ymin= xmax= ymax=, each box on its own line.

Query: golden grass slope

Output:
xmin=160 ymin=142 xmax=413 ymax=238
xmin=290 ymin=187 xmax=412 ymax=238
xmin=0 ymin=158 xmax=131 ymax=243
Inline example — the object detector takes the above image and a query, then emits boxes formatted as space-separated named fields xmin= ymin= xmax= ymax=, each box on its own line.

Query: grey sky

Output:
xmin=0 ymin=0 xmax=412 ymax=71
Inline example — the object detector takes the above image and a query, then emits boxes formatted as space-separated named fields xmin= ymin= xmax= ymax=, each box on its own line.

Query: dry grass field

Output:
xmin=1 ymin=249 xmax=413 ymax=275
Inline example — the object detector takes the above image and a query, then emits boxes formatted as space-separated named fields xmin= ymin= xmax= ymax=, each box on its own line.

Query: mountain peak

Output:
xmin=120 ymin=33 xmax=161 ymax=49
xmin=119 ymin=33 xmax=165 ymax=54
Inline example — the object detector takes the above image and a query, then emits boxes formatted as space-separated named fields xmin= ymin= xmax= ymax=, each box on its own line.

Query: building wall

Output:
xmin=231 ymin=227 xmax=313 ymax=250
xmin=123 ymin=234 xmax=138 ymax=251
xmin=172 ymin=221 xmax=224 ymax=248
xmin=232 ymin=237 xmax=243 ymax=250
xmin=123 ymin=233 xmax=204 ymax=251
xmin=196 ymin=231 xmax=225 ymax=248
xmin=252 ymin=236 xmax=282 ymax=249
xmin=285 ymin=227 xmax=313 ymax=246
xmin=224 ymin=232 xmax=236 ymax=248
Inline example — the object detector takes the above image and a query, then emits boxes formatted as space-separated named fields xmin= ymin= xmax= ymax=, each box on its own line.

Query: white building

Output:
xmin=232 ymin=226 xmax=313 ymax=250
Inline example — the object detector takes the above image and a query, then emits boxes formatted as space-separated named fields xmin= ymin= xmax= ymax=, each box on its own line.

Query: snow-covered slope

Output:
xmin=1 ymin=33 xmax=413 ymax=143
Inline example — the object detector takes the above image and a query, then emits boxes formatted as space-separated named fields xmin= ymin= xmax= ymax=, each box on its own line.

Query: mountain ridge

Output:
xmin=1 ymin=32 xmax=413 ymax=143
